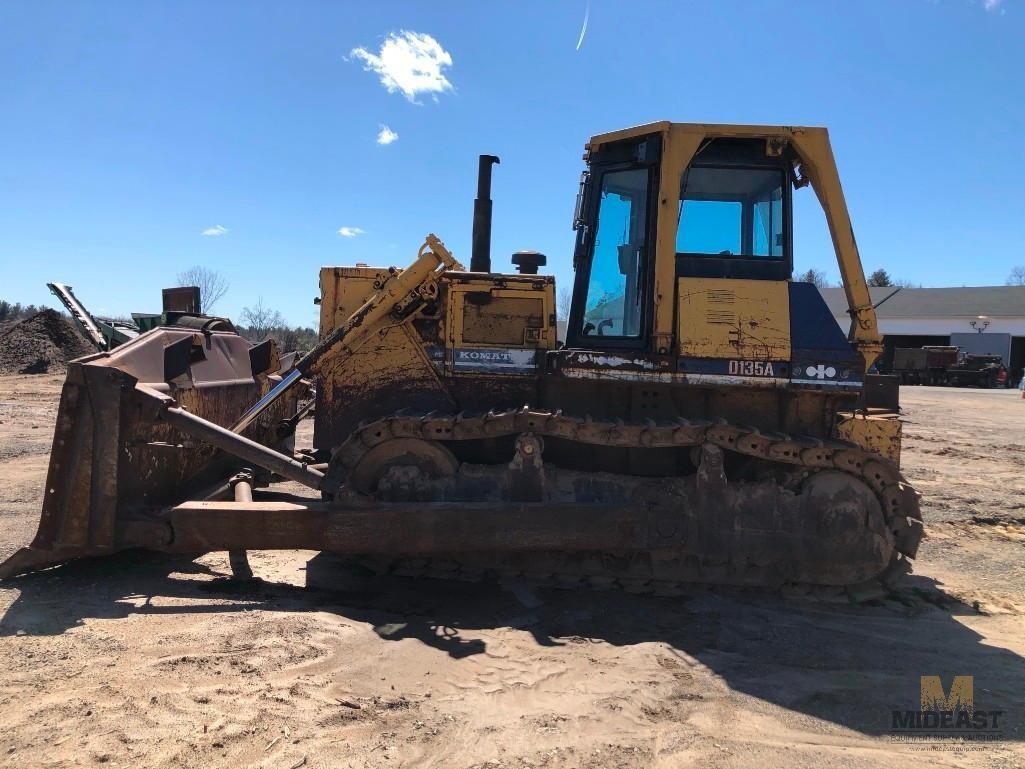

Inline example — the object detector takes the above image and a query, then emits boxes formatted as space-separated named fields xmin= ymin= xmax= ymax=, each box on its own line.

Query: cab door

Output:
xmin=566 ymin=135 xmax=661 ymax=351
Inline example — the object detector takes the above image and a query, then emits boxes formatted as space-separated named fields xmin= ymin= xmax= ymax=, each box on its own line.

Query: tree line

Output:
xmin=236 ymin=297 xmax=318 ymax=354
xmin=796 ymin=268 xmax=921 ymax=289
xmin=798 ymin=265 xmax=1025 ymax=289
xmin=0 ymin=301 xmax=47 ymax=324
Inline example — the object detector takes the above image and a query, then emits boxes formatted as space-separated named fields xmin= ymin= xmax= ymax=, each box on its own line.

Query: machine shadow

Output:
xmin=0 ymin=550 xmax=1021 ymax=739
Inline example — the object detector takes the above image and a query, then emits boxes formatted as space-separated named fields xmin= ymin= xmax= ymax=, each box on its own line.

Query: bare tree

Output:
xmin=797 ymin=268 xmax=831 ymax=288
xmin=177 ymin=266 xmax=229 ymax=313
xmin=235 ymin=300 xmax=317 ymax=351
xmin=239 ymin=297 xmax=284 ymax=342
xmin=557 ymin=286 xmax=573 ymax=319
xmin=1008 ymin=266 xmax=1025 ymax=286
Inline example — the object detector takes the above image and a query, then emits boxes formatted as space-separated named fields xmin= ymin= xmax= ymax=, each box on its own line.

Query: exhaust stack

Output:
xmin=470 ymin=154 xmax=500 ymax=273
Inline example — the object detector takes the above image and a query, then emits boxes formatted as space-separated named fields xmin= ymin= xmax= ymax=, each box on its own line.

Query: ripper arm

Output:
xmin=231 ymin=234 xmax=462 ymax=434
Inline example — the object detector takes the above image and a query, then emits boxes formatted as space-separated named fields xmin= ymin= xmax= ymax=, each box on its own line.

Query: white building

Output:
xmin=820 ymin=286 xmax=1025 ymax=382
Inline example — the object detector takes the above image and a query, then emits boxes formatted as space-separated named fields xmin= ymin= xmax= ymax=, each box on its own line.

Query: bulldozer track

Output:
xmin=328 ymin=407 xmax=924 ymax=602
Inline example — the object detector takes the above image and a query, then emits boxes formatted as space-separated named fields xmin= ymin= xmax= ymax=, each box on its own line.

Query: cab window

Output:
xmin=581 ymin=168 xmax=649 ymax=338
xmin=677 ymin=167 xmax=784 ymax=258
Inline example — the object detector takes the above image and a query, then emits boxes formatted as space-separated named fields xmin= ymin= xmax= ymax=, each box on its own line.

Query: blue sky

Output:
xmin=1 ymin=0 xmax=1022 ymax=325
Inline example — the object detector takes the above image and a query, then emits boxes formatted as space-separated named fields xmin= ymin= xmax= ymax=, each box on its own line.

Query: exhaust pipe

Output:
xmin=470 ymin=154 xmax=500 ymax=273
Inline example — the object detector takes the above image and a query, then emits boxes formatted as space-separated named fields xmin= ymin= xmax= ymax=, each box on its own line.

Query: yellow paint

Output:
xmin=585 ymin=122 xmax=882 ymax=367
xmin=677 ymin=277 xmax=791 ymax=360
xmin=318 ymin=266 xmax=387 ymax=340
xmin=447 ymin=281 xmax=555 ymax=351
xmin=651 ymin=131 xmax=702 ymax=355
xmin=836 ymin=413 xmax=902 ymax=465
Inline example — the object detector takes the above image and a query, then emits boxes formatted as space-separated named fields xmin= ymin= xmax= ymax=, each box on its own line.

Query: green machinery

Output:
xmin=47 ymin=282 xmax=204 ymax=352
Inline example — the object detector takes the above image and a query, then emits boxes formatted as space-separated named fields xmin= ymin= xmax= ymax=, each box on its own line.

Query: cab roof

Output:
xmin=586 ymin=122 xmax=828 ymax=152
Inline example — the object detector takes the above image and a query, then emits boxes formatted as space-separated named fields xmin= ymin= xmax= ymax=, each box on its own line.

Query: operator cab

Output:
xmin=568 ymin=132 xmax=797 ymax=348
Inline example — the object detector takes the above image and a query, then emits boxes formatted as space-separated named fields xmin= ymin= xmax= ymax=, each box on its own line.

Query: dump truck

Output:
xmin=892 ymin=346 xmax=958 ymax=385
xmin=892 ymin=345 xmax=1008 ymax=388
xmin=0 ymin=122 xmax=922 ymax=599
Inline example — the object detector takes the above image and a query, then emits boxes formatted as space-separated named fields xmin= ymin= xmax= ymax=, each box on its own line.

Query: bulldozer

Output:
xmin=0 ymin=122 xmax=923 ymax=599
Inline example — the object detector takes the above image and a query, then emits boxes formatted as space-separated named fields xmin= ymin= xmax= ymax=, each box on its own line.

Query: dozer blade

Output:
xmin=0 ymin=325 xmax=307 ymax=579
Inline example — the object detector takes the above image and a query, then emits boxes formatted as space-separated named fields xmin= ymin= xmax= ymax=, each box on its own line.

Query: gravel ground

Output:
xmin=0 ymin=376 xmax=1023 ymax=768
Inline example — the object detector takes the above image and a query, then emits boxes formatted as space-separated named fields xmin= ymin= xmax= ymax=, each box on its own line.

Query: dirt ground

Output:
xmin=0 ymin=374 xmax=1023 ymax=768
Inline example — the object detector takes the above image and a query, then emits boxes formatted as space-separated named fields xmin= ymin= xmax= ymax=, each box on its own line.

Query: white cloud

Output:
xmin=983 ymin=0 xmax=1003 ymax=10
xmin=350 ymin=31 xmax=453 ymax=104
xmin=376 ymin=124 xmax=399 ymax=145
xmin=202 ymin=225 xmax=228 ymax=236
xmin=338 ymin=226 xmax=365 ymax=238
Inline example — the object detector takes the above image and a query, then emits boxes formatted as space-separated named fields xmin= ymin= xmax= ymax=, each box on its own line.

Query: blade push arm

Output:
xmin=231 ymin=234 xmax=462 ymax=434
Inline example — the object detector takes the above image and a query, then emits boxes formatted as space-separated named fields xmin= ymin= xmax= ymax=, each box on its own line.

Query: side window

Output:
xmin=582 ymin=168 xmax=649 ymax=338
xmin=677 ymin=199 xmax=742 ymax=255
xmin=752 ymin=185 xmax=783 ymax=257
xmin=677 ymin=166 xmax=784 ymax=258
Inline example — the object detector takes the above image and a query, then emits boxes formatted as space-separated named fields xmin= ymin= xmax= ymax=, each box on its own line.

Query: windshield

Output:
xmin=581 ymin=167 xmax=649 ymax=338
xmin=677 ymin=166 xmax=784 ymax=258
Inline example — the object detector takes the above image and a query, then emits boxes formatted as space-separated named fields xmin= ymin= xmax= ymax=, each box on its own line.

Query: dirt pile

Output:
xmin=0 ymin=310 xmax=94 ymax=374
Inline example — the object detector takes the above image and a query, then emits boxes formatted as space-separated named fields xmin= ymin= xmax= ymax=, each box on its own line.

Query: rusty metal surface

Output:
xmin=157 ymin=451 xmax=887 ymax=582
xmin=321 ymin=407 xmax=921 ymax=587
xmin=161 ymin=402 xmax=331 ymax=492
xmin=155 ymin=441 xmax=895 ymax=586
xmin=836 ymin=412 xmax=903 ymax=466
xmin=0 ymin=325 xmax=305 ymax=579
xmin=863 ymin=373 xmax=900 ymax=411
xmin=542 ymin=370 xmax=846 ymax=446
xmin=166 ymin=500 xmax=650 ymax=554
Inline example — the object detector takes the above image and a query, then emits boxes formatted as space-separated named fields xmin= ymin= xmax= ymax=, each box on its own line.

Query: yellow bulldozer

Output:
xmin=0 ymin=122 xmax=922 ymax=599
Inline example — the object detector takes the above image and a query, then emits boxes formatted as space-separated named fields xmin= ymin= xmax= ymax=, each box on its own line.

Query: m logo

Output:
xmin=921 ymin=675 xmax=974 ymax=714
xmin=891 ymin=674 xmax=1001 ymax=737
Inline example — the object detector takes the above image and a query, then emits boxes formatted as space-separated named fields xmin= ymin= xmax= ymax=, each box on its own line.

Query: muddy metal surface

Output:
xmin=0 ymin=374 xmax=1023 ymax=768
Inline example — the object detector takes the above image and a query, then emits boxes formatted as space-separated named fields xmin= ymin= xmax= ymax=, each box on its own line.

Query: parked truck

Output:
xmin=946 ymin=354 xmax=1009 ymax=388
xmin=891 ymin=346 xmax=1008 ymax=388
